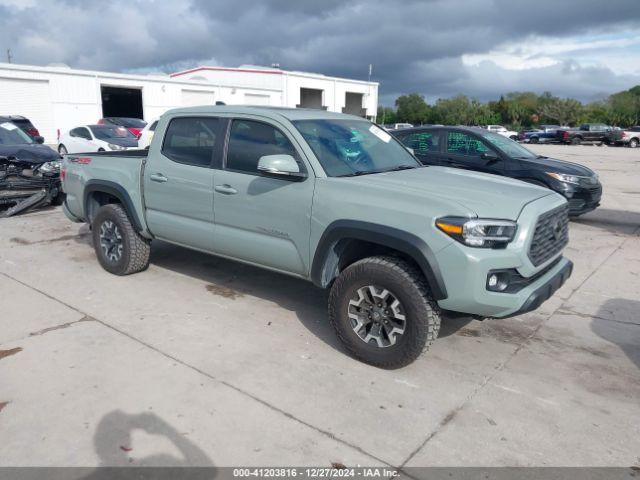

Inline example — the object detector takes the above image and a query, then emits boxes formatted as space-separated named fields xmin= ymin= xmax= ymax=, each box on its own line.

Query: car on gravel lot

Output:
xmin=61 ymin=106 xmax=573 ymax=368
xmin=98 ymin=117 xmax=147 ymax=138
xmin=518 ymin=125 xmax=561 ymax=144
xmin=0 ymin=120 xmax=63 ymax=217
xmin=605 ymin=126 xmax=640 ymax=148
xmin=0 ymin=115 xmax=42 ymax=140
xmin=484 ymin=124 xmax=518 ymax=140
xmin=393 ymin=126 xmax=602 ymax=217
xmin=556 ymin=123 xmax=612 ymax=145
xmin=58 ymin=125 xmax=139 ymax=154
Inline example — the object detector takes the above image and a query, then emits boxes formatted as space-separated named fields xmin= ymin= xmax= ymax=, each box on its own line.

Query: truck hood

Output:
xmin=0 ymin=144 xmax=60 ymax=164
xmin=346 ymin=166 xmax=553 ymax=220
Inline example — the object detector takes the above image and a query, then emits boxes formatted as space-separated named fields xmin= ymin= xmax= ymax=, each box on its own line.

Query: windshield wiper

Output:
xmin=336 ymin=164 xmax=419 ymax=177
xmin=336 ymin=170 xmax=375 ymax=177
xmin=383 ymin=164 xmax=419 ymax=172
xmin=536 ymin=155 xmax=548 ymax=159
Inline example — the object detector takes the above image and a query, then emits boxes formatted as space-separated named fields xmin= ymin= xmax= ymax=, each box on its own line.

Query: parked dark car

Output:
xmin=518 ymin=125 xmax=561 ymax=144
xmin=98 ymin=117 xmax=147 ymax=138
xmin=556 ymin=123 xmax=612 ymax=145
xmin=0 ymin=115 xmax=42 ymax=140
xmin=0 ymin=120 xmax=63 ymax=217
xmin=393 ymin=126 xmax=602 ymax=217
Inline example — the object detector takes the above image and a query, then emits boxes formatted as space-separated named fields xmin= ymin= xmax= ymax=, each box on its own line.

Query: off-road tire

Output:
xmin=92 ymin=204 xmax=150 ymax=275
xmin=328 ymin=255 xmax=441 ymax=369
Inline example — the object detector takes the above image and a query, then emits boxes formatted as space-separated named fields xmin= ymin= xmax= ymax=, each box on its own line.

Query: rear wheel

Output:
xmin=91 ymin=204 xmax=150 ymax=275
xmin=629 ymin=138 xmax=639 ymax=148
xmin=570 ymin=137 xmax=582 ymax=145
xmin=328 ymin=256 xmax=441 ymax=369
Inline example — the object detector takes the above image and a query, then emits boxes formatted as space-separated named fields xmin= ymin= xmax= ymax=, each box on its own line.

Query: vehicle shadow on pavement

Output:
xmin=93 ymin=410 xmax=214 ymax=466
xmin=592 ymin=299 xmax=640 ymax=371
xmin=148 ymin=240 xmax=346 ymax=353
xmin=438 ymin=312 xmax=475 ymax=337
xmin=573 ymin=208 xmax=640 ymax=236
xmin=75 ymin=410 xmax=216 ymax=479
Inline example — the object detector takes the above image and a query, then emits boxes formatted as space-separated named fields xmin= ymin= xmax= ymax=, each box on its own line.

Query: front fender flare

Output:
xmin=310 ymin=220 xmax=448 ymax=300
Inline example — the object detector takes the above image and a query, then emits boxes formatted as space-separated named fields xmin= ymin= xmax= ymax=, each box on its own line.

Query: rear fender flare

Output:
xmin=83 ymin=180 xmax=143 ymax=232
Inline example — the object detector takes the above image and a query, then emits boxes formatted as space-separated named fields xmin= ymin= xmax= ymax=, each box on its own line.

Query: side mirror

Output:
xmin=257 ymin=154 xmax=305 ymax=181
xmin=34 ymin=136 xmax=45 ymax=144
xmin=481 ymin=151 xmax=499 ymax=162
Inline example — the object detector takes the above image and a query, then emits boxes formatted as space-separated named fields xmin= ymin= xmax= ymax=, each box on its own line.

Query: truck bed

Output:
xmin=62 ymin=151 xmax=147 ymax=228
xmin=70 ymin=149 xmax=148 ymax=158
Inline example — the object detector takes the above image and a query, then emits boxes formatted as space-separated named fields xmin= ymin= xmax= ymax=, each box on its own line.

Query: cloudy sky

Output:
xmin=1 ymin=0 xmax=639 ymax=105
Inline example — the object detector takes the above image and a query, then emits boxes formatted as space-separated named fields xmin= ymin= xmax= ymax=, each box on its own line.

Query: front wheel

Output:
xmin=328 ymin=256 xmax=441 ymax=369
xmin=530 ymin=137 xmax=539 ymax=144
xmin=92 ymin=204 xmax=151 ymax=275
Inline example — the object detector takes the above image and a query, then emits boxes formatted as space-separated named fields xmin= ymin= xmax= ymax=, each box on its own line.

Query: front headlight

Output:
xmin=436 ymin=217 xmax=517 ymax=248
xmin=108 ymin=143 xmax=125 ymax=151
xmin=546 ymin=172 xmax=581 ymax=184
xmin=39 ymin=161 xmax=61 ymax=173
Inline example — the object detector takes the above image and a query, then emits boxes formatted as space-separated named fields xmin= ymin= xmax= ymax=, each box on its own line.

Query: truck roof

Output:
xmin=165 ymin=105 xmax=366 ymax=122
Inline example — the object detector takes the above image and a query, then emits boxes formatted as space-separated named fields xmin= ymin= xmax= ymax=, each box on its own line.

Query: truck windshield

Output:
xmin=292 ymin=119 xmax=420 ymax=177
xmin=478 ymin=131 xmax=536 ymax=159
xmin=0 ymin=122 xmax=34 ymax=145
xmin=90 ymin=126 xmax=136 ymax=140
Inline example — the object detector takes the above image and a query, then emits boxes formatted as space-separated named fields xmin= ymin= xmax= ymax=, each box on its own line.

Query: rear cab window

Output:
xmin=161 ymin=117 xmax=223 ymax=168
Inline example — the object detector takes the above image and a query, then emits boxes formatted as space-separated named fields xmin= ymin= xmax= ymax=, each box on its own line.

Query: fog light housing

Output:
xmin=487 ymin=272 xmax=510 ymax=292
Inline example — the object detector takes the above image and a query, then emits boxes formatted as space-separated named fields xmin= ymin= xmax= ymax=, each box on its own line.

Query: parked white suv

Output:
xmin=485 ymin=125 xmax=518 ymax=140
xmin=137 ymin=119 xmax=158 ymax=149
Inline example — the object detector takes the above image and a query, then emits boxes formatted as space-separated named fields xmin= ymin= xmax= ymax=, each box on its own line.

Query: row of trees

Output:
xmin=378 ymin=86 xmax=640 ymax=129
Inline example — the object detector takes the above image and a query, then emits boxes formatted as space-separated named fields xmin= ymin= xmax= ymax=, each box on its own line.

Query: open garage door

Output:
xmin=181 ymin=89 xmax=215 ymax=107
xmin=297 ymin=88 xmax=326 ymax=110
xmin=0 ymin=77 xmax=54 ymax=143
xmin=101 ymin=86 xmax=143 ymax=119
xmin=342 ymin=92 xmax=366 ymax=117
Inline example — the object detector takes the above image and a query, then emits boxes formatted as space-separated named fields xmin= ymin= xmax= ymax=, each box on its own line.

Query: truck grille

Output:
xmin=528 ymin=204 xmax=569 ymax=267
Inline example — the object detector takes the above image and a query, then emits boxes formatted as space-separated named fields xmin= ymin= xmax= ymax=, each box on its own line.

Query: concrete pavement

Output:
xmin=0 ymin=144 xmax=638 ymax=467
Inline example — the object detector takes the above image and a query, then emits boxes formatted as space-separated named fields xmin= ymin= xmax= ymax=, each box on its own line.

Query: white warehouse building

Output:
xmin=0 ymin=62 xmax=379 ymax=144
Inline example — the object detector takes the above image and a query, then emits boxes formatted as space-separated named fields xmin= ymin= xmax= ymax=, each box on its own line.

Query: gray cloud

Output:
xmin=1 ymin=0 xmax=639 ymax=104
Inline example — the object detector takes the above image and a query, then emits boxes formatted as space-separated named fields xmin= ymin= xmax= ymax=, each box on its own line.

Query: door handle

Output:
xmin=215 ymin=184 xmax=238 ymax=195
xmin=150 ymin=173 xmax=168 ymax=183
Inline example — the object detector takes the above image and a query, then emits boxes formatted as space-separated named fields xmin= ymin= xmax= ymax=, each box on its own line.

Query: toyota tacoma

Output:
xmin=61 ymin=106 xmax=573 ymax=368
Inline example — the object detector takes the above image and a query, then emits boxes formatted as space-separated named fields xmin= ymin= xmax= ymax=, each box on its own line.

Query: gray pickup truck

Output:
xmin=62 ymin=106 xmax=573 ymax=368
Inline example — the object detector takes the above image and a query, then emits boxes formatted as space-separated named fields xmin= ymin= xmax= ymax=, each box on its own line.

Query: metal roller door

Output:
xmin=0 ymin=77 xmax=54 ymax=143
xmin=181 ymin=89 xmax=215 ymax=107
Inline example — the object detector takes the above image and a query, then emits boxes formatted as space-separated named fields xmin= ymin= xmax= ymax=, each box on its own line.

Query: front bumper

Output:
xmin=434 ymin=194 xmax=572 ymax=318
xmin=560 ymin=183 xmax=602 ymax=216
xmin=503 ymin=259 xmax=573 ymax=318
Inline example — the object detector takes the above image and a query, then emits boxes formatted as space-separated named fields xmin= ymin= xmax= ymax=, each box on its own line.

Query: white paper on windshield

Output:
xmin=0 ymin=122 xmax=18 ymax=131
xmin=369 ymin=125 xmax=391 ymax=143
